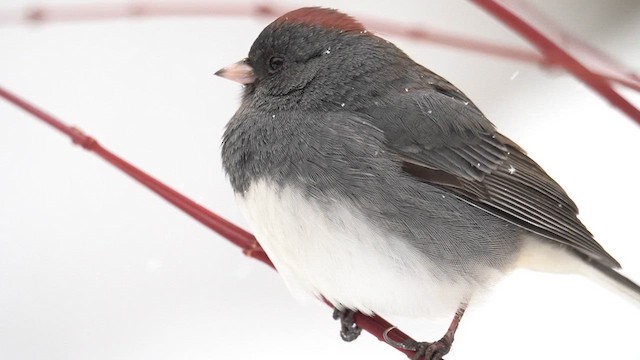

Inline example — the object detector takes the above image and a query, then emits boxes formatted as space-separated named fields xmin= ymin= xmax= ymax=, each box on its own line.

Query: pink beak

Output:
xmin=215 ymin=59 xmax=256 ymax=85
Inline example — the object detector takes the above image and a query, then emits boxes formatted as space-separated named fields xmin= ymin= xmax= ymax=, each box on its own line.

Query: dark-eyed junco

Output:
xmin=216 ymin=7 xmax=639 ymax=359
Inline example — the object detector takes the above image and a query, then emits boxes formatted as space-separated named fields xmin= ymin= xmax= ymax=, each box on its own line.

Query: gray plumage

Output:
xmin=217 ymin=8 xmax=640 ymax=360
xmin=224 ymin=106 xmax=524 ymax=281
xmin=221 ymin=8 xmax=619 ymax=279
xmin=218 ymin=7 xmax=640 ymax=357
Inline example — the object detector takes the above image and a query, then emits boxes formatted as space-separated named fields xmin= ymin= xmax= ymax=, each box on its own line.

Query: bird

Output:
xmin=215 ymin=7 xmax=640 ymax=360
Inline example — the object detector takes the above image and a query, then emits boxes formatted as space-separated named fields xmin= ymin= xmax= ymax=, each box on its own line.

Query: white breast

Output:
xmin=237 ymin=180 xmax=481 ymax=317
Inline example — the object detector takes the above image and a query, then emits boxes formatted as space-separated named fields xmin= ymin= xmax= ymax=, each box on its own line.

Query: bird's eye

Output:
xmin=268 ymin=56 xmax=285 ymax=73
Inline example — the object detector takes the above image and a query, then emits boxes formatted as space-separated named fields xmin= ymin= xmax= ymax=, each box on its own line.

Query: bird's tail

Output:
xmin=516 ymin=238 xmax=640 ymax=305
xmin=580 ymin=258 xmax=640 ymax=306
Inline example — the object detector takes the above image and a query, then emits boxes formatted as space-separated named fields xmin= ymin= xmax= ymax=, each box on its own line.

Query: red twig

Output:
xmin=0 ymin=85 xmax=259 ymax=258
xmin=472 ymin=0 xmax=640 ymax=126
xmin=2 ymin=2 xmax=638 ymax=105
xmin=0 ymin=84 xmax=418 ymax=359
xmin=0 ymin=2 xmax=544 ymax=65
xmin=363 ymin=16 xmax=545 ymax=65
xmin=3 ymin=2 xmax=639 ymax=105
xmin=5 ymin=0 xmax=640 ymax=91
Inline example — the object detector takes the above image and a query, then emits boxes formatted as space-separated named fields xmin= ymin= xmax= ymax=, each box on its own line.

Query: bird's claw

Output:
xmin=332 ymin=308 xmax=362 ymax=342
xmin=383 ymin=327 xmax=452 ymax=360
xmin=410 ymin=338 xmax=452 ymax=360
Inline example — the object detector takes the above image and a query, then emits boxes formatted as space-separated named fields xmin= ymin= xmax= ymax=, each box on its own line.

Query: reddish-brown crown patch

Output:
xmin=274 ymin=7 xmax=366 ymax=33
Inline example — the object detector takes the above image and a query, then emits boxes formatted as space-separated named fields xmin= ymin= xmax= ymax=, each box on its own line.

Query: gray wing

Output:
xmin=365 ymin=87 xmax=620 ymax=268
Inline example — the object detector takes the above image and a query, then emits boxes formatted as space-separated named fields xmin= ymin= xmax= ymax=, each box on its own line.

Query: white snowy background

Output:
xmin=1 ymin=1 xmax=639 ymax=359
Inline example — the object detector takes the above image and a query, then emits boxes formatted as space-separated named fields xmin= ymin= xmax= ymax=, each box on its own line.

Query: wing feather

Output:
xmin=367 ymin=85 xmax=620 ymax=268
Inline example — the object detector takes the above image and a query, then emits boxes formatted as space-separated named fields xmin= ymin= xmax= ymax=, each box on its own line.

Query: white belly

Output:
xmin=237 ymin=180 xmax=478 ymax=317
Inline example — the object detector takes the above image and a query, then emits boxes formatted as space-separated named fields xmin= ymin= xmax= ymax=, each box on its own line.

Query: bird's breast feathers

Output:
xmin=236 ymin=179 xmax=498 ymax=317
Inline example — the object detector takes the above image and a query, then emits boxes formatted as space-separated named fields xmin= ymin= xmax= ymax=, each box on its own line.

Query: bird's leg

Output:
xmin=384 ymin=304 xmax=467 ymax=360
xmin=332 ymin=307 xmax=362 ymax=342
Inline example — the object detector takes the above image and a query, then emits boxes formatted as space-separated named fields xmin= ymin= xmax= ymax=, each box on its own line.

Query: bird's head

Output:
xmin=216 ymin=7 xmax=410 ymax=110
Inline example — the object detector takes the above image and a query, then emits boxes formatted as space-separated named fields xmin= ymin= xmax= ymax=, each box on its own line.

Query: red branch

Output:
xmin=3 ymin=1 xmax=639 ymax=120
xmin=0 ymin=2 xmax=543 ymax=66
xmin=0 ymin=86 xmax=259 ymax=258
xmin=1 ymin=1 xmax=637 ymax=121
xmin=0 ymin=84 xmax=418 ymax=359
xmin=472 ymin=0 xmax=640 ymax=125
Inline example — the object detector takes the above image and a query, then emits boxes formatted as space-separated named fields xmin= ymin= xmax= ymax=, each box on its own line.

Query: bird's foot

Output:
xmin=408 ymin=337 xmax=452 ymax=360
xmin=383 ymin=327 xmax=453 ymax=360
xmin=332 ymin=308 xmax=362 ymax=342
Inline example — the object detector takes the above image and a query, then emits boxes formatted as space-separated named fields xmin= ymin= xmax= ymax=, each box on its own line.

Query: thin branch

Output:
xmin=0 ymin=84 xmax=419 ymax=359
xmin=472 ymin=0 xmax=640 ymax=125
xmin=1 ymin=1 xmax=637 ymax=108
xmin=0 ymin=2 xmax=545 ymax=65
